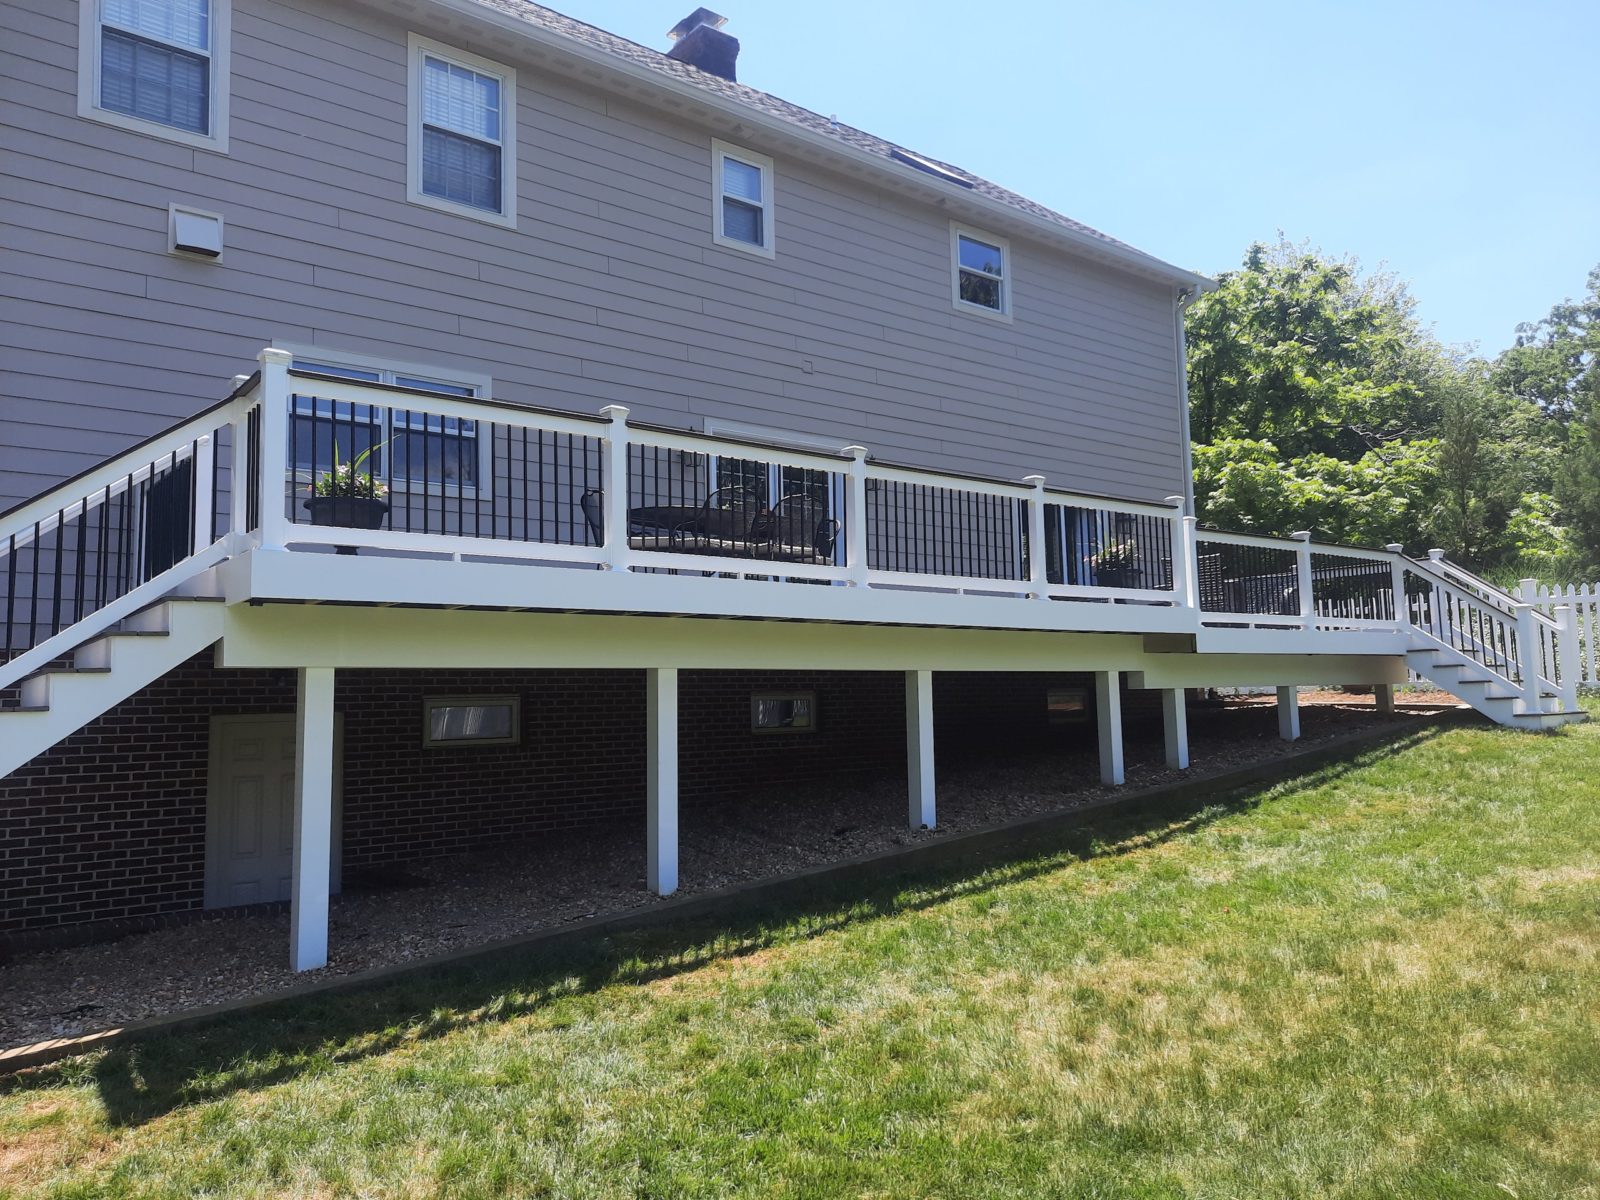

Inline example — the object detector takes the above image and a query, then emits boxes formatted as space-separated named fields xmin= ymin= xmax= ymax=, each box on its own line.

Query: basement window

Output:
xmin=422 ymin=696 xmax=521 ymax=747
xmin=751 ymin=692 xmax=815 ymax=733
xmin=1046 ymin=687 xmax=1089 ymax=725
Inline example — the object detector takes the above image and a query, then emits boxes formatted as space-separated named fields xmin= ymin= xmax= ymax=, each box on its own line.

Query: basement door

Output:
xmin=205 ymin=714 xmax=343 ymax=909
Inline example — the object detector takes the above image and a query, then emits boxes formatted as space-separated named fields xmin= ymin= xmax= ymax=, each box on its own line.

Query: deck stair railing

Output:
xmin=1403 ymin=550 xmax=1577 ymax=713
xmin=0 ymin=347 xmax=1584 ymax=724
xmin=0 ymin=379 xmax=255 ymax=694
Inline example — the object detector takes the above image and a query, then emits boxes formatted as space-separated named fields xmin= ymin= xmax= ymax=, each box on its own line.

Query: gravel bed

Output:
xmin=0 ymin=699 xmax=1455 ymax=1050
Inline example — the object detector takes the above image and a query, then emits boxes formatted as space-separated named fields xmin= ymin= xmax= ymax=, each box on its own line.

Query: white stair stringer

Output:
xmin=1405 ymin=639 xmax=1588 ymax=732
xmin=0 ymin=598 xmax=227 ymax=778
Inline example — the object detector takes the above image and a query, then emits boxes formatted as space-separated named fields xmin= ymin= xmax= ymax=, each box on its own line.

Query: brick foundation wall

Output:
xmin=2 ymin=659 xmax=913 ymax=934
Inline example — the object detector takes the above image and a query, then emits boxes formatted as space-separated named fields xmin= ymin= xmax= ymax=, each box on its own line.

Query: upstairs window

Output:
xmin=79 ymin=0 xmax=230 ymax=150
xmin=407 ymin=35 xmax=517 ymax=227
xmin=951 ymin=225 xmax=1011 ymax=319
xmin=712 ymin=140 xmax=775 ymax=257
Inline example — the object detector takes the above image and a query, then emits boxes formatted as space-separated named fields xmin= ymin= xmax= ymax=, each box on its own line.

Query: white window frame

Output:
xmin=78 ymin=0 xmax=231 ymax=153
xmin=281 ymin=346 xmax=493 ymax=498
xmin=406 ymin=33 xmax=517 ymax=229
xmin=711 ymin=139 xmax=776 ymax=258
xmin=950 ymin=223 xmax=1013 ymax=322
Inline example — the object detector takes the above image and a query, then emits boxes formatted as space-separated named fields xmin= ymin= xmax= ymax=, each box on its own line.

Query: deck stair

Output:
xmin=1405 ymin=641 xmax=1585 ymax=731
xmin=0 ymin=593 xmax=226 ymax=778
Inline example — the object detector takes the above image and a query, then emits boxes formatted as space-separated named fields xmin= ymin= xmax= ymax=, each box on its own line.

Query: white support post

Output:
xmin=290 ymin=667 xmax=335 ymax=972
xmin=256 ymin=348 xmax=293 ymax=552
xmin=905 ymin=669 xmax=936 ymax=829
xmin=1095 ymin=670 xmax=1125 ymax=785
xmin=843 ymin=446 xmax=870 ymax=586
xmin=1515 ymin=602 xmax=1542 ymax=713
xmin=192 ymin=433 xmax=215 ymax=551
xmin=646 ymin=667 xmax=679 ymax=896
xmin=1385 ymin=544 xmax=1408 ymax=629
xmin=600 ymin=405 xmax=632 ymax=572
xmin=1164 ymin=497 xmax=1191 ymax=610
xmin=1276 ymin=684 xmax=1301 ymax=741
xmin=230 ymin=379 xmax=256 ymax=540
xmin=1292 ymin=530 xmax=1314 ymax=630
xmin=1181 ymin=516 xmax=1200 ymax=610
xmin=1374 ymin=684 xmax=1395 ymax=714
xmin=1556 ymin=605 xmax=1580 ymax=712
xmin=1161 ymin=687 xmax=1189 ymax=770
xmin=1023 ymin=474 xmax=1048 ymax=598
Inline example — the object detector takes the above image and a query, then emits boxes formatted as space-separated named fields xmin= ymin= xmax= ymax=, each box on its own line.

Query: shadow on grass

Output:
xmin=4 ymin=723 xmax=1448 ymax=1128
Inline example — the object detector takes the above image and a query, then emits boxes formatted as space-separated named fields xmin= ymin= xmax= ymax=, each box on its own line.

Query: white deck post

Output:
xmin=1385 ymin=544 xmax=1408 ymax=629
xmin=1164 ymin=497 xmax=1192 ymax=611
xmin=1023 ymin=475 xmax=1049 ymax=598
xmin=1556 ymin=605 xmax=1580 ymax=712
xmin=1292 ymin=530 xmax=1314 ymax=629
xmin=256 ymin=348 xmax=293 ymax=553
xmin=192 ymin=433 xmax=214 ymax=551
xmin=843 ymin=446 xmax=870 ymax=586
xmin=1161 ymin=687 xmax=1189 ymax=769
xmin=1514 ymin=602 xmax=1542 ymax=712
xmin=291 ymin=666 xmax=336 ymax=972
xmin=600 ymin=405 xmax=632 ymax=572
xmin=1374 ymin=684 xmax=1396 ymax=714
xmin=646 ymin=667 xmax=679 ymax=895
xmin=230 ymin=377 xmax=256 ymax=540
xmin=1095 ymin=670 xmax=1125 ymax=785
xmin=1276 ymin=684 xmax=1301 ymax=741
xmin=905 ymin=669 xmax=936 ymax=828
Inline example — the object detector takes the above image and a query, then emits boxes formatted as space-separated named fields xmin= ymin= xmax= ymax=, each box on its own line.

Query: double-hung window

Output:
xmin=79 ymin=0 xmax=230 ymax=150
xmin=951 ymin=224 xmax=1011 ymax=319
xmin=290 ymin=356 xmax=487 ymax=494
xmin=712 ymin=140 xmax=775 ymax=257
xmin=407 ymin=35 xmax=516 ymax=227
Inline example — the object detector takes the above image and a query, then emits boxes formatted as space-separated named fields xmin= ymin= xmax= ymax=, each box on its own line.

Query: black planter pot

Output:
xmin=302 ymin=495 xmax=389 ymax=555
xmin=1094 ymin=566 xmax=1143 ymax=590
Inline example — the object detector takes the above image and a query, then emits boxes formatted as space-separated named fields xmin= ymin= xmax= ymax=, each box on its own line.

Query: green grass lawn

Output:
xmin=4 ymin=706 xmax=1599 ymax=1199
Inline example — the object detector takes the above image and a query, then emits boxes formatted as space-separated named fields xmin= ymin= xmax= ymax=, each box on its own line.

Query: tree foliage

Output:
xmin=1188 ymin=242 xmax=1600 ymax=581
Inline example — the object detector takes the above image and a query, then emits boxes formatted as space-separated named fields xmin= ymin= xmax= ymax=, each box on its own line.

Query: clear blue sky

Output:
xmin=549 ymin=0 xmax=1599 ymax=355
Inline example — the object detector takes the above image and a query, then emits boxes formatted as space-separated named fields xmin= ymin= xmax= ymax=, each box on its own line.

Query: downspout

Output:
xmin=1173 ymin=286 xmax=1197 ymax=515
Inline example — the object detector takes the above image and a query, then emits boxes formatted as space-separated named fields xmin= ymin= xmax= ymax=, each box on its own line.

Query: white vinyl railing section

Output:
xmin=0 ymin=348 xmax=1586 ymax=718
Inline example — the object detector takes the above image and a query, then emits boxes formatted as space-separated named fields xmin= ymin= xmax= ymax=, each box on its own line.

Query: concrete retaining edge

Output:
xmin=0 ymin=708 xmax=1472 ymax=1075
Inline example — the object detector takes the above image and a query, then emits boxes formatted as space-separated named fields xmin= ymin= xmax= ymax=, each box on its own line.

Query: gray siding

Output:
xmin=0 ymin=0 xmax=1186 ymax=514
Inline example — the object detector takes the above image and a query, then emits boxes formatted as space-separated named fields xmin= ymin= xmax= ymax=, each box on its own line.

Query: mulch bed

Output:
xmin=0 ymin=697 xmax=1459 ymax=1050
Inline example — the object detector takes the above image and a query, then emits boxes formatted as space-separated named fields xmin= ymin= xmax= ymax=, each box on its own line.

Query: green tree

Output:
xmin=1492 ymin=265 xmax=1600 ymax=422
xmin=1187 ymin=241 xmax=1450 ymax=460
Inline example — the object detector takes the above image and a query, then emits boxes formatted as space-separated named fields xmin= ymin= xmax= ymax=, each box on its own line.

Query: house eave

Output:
xmin=408 ymin=0 xmax=1215 ymax=294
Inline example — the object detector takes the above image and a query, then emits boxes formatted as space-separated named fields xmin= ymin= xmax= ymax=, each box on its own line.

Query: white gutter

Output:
xmin=419 ymin=0 xmax=1215 ymax=293
xmin=1174 ymin=287 xmax=1198 ymax=515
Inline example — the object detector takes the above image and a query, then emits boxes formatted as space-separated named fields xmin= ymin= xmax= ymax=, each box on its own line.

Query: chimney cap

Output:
xmin=668 ymin=7 xmax=727 ymax=41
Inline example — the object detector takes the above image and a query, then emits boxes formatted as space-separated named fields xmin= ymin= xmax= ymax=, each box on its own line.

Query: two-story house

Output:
xmin=0 ymin=0 xmax=1583 ymax=972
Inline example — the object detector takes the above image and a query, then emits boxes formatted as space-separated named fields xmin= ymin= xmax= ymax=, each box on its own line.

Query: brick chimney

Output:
xmin=665 ymin=8 xmax=739 ymax=82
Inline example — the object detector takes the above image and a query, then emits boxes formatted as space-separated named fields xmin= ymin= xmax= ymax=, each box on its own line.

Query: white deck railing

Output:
xmin=0 ymin=348 xmax=1584 ymax=716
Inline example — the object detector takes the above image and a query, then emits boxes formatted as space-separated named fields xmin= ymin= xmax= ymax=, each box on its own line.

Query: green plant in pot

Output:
xmin=1089 ymin=539 xmax=1143 ymax=588
xmin=303 ymin=443 xmax=390 ymax=554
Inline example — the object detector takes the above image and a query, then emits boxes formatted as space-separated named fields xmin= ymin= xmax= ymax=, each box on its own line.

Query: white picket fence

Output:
xmin=1516 ymin=579 xmax=1600 ymax=687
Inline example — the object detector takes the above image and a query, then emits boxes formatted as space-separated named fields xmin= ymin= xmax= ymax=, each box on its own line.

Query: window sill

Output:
xmin=952 ymin=299 xmax=1014 ymax=324
xmin=78 ymin=103 xmax=228 ymax=154
xmin=406 ymin=189 xmax=517 ymax=230
xmin=711 ymin=233 xmax=776 ymax=260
